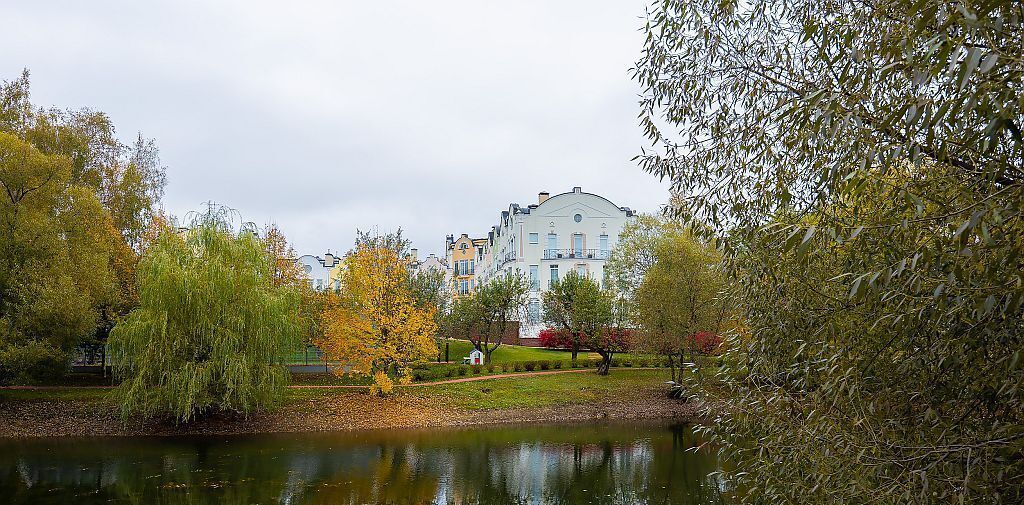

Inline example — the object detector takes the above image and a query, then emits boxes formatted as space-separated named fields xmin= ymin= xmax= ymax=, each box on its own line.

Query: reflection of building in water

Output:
xmin=0 ymin=425 xmax=723 ymax=505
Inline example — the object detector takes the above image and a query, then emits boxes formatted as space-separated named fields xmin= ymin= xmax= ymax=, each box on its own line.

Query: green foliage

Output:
xmin=637 ymin=0 xmax=1024 ymax=502
xmin=445 ymin=271 xmax=530 ymax=363
xmin=0 ymin=131 xmax=120 ymax=383
xmin=0 ymin=340 xmax=68 ymax=385
xmin=633 ymin=229 xmax=730 ymax=368
xmin=542 ymin=270 xmax=619 ymax=372
xmin=0 ymin=71 xmax=166 ymax=384
xmin=108 ymin=206 xmax=301 ymax=422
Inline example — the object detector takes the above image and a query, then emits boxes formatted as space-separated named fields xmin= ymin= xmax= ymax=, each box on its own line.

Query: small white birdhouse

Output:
xmin=467 ymin=349 xmax=484 ymax=365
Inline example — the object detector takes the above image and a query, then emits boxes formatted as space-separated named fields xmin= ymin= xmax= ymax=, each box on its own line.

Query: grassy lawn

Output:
xmin=0 ymin=387 xmax=111 ymax=403
xmin=3 ymin=369 xmax=674 ymax=414
xmin=437 ymin=340 xmax=584 ymax=363
xmin=285 ymin=369 xmax=671 ymax=410
xmin=407 ymin=368 xmax=669 ymax=410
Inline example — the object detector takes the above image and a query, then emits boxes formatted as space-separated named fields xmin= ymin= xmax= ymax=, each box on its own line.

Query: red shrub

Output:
xmin=538 ymin=328 xmax=572 ymax=349
xmin=687 ymin=331 xmax=723 ymax=355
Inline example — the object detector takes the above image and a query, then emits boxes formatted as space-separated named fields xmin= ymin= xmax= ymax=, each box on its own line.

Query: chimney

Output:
xmin=324 ymin=252 xmax=335 ymax=265
xmin=572 ymin=186 xmax=582 ymax=193
xmin=410 ymin=248 xmax=418 ymax=261
xmin=538 ymin=191 xmax=550 ymax=204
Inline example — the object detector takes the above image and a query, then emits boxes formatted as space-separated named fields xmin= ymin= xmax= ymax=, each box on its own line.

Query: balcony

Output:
xmin=542 ymin=248 xmax=610 ymax=260
xmin=499 ymin=251 xmax=517 ymax=266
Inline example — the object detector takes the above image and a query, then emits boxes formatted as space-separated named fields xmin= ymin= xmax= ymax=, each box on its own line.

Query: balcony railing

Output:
xmin=543 ymin=248 xmax=609 ymax=260
xmin=499 ymin=252 xmax=517 ymax=266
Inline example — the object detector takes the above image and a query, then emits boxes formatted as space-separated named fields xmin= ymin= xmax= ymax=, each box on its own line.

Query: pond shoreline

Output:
xmin=0 ymin=370 xmax=702 ymax=438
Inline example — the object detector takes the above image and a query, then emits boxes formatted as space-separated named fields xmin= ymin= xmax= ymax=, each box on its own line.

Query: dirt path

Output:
xmin=294 ymin=368 xmax=596 ymax=388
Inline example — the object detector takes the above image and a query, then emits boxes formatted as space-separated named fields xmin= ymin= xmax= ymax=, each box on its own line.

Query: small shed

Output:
xmin=465 ymin=349 xmax=484 ymax=365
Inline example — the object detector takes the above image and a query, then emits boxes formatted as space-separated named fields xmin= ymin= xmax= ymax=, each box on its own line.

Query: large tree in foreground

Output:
xmin=108 ymin=207 xmax=300 ymax=422
xmin=637 ymin=0 xmax=1023 ymax=502
xmin=0 ymin=132 xmax=118 ymax=384
xmin=317 ymin=235 xmax=437 ymax=395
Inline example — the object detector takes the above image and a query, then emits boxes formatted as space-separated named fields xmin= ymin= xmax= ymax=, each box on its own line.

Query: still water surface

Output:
xmin=0 ymin=422 xmax=724 ymax=504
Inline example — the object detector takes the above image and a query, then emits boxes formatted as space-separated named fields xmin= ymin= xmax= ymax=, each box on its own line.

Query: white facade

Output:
xmin=475 ymin=187 xmax=635 ymax=337
xmin=296 ymin=253 xmax=340 ymax=291
xmin=413 ymin=253 xmax=447 ymax=274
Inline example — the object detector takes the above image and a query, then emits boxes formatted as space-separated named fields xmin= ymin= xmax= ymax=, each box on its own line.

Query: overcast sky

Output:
xmin=2 ymin=0 xmax=668 ymax=258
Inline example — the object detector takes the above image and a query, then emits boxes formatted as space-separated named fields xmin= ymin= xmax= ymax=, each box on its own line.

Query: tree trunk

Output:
xmin=667 ymin=354 xmax=676 ymax=382
xmin=571 ymin=345 xmax=579 ymax=362
xmin=445 ymin=341 xmax=449 ymax=363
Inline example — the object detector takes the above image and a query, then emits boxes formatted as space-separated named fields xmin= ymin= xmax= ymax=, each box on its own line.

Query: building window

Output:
xmin=576 ymin=264 xmax=587 ymax=277
xmin=574 ymin=213 xmax=582 ymax=223
xmin=549 ymin=264 xmax=559 ymax=287
xmin=600 ymin=234 xmax=609 ymax=255
xmin=547 ymin=233 xmax=557 ymax=257
xmin=459 ymin=280 xmax=469 ymax=295
xmin=528 ymin=300 xmax=540 ymax=324
xmin=529 ymin=233 xmax=539 ymax=244
xmin=573 ymin=233 xmax=583 ymax=257
xmin=469 ymin=260 xmax=475 ymax=274
xmin=529 ymin=265 xmax=539 ymax=290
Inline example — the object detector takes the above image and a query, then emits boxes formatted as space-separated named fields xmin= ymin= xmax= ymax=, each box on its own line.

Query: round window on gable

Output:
xmin=573 ymin=213 xmax=583 ymax=223
xmin=304 ymin=265 xmax=312 ymax=274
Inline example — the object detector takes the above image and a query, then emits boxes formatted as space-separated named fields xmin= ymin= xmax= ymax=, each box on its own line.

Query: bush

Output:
xmin=609 ymin=358 xmax=620 ymax=368
xmin=458 ymin=366 xmax=468 ymax=376
xmin=368 ymin=370 xmax=394 ymax=397
xmin=538 ymin=328 xmax=572 ymax=349
xmin=553 ymin=360 xmax=563 ymax=369
xmin=486 ymin=364 xmax=496 ymax=373
xmin=444 ymin=366 xmax=456 ymax=377
xmin=523 ymin=361 xmax=537 ymax=371
xmin=471 ymin=364 xmax=483 ymax=375
xmin=0 ymin=342 xmax=69 ymax=385
xmin=539 ymin=360 xmax=551 ymax=370
xmin=501 ymin=363 xmax=511 ymax=372
xmin=571 ymin=360 xmax=580 ymax=368
xmin=688 ymin=331 xmax=724 ymax=355
xmin=513 ymin=362 xmax=523 ymax=372
xmin=622 ymin=360 xmax=633 ymax=367
xmin=636 ymin=358 xmax=649 ymax=368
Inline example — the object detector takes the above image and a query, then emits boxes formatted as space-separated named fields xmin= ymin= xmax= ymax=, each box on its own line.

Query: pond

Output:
xmin=0 ymin=422 xmax=726 ymax=504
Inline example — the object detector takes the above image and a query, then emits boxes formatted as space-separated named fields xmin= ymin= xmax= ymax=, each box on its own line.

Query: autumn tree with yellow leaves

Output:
xmin=317 ymin=233 xmax=437 ymax=396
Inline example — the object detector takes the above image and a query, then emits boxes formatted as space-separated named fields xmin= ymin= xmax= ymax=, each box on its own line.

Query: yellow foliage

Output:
xmin=317 ymin=245 xmax=437 ymax=379
xmin=369 ymin=371 xmax=394 ymax=397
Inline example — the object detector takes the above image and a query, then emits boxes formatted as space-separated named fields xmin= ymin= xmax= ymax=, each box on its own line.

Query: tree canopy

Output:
xmin=108 ymin=206 xmax=301 ymax=422
xmin=637 ymin=0 xmax=1023 ymax=502
xmin=542 ymin=270 xmax=616 ymax=369
xmin=317 ymin=235 xmax=437 ymax=393
xmin=0 ymin=70 xmax=166 ymax=383
xmin=446 ymin=271 xmax=530 ymax=363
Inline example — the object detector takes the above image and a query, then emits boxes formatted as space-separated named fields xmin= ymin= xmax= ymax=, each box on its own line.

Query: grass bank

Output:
xmin=0 ymin=369 xmax=699 ymax=437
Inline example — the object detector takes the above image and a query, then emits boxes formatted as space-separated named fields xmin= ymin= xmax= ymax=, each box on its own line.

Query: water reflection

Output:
xmin=0 ymin=422 xmax=724 ymax=504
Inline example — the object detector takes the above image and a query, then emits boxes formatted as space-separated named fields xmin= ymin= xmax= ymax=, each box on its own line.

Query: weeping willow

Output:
xmin=108 ymin=207 xmax=300 ymax=422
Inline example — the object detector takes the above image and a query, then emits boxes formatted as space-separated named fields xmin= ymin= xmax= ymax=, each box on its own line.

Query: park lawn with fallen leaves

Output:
xmin=288 ymin=369 xmax=670 ymax=410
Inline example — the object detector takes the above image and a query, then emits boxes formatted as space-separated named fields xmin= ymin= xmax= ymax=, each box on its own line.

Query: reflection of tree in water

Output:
xmin=0 ymin=424 xmax=724 ymax=505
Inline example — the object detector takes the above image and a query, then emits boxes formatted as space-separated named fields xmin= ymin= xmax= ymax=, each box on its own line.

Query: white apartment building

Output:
xmin=296 ymin=253 xmax=341 ymax=291
xmin=475 ymin=187 xmax=635 ymax=338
